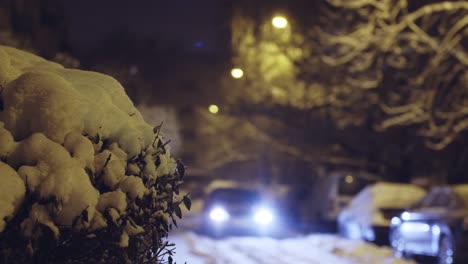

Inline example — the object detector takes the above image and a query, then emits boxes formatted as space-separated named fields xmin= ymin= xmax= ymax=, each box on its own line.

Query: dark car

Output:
xmin=389 ymin=185 xmax=468 ymax=264
xmin=199 ymin=187 xmax=280 ymax=237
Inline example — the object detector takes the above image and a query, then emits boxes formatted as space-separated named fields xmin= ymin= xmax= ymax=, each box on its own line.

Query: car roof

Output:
xmin=350 ymin=182 xmax=426 ymax=208
xmin=445 ymin=184 xmax=468 ymax=206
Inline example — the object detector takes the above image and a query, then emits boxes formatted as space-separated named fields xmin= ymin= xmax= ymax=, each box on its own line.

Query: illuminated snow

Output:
xmin=171 ymin=232 xmax=416 ymax=264
xmin=0 ymin=45 xmax=176 ymax=244
xmin=0 ymin=161 xmax=25 ymax=232
xmin=341 ymin=183 xmax=426 ymax=227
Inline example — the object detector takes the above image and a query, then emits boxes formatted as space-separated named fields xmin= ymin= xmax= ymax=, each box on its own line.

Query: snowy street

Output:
xmin=170 ymin=231 xmax=416 ymax=264
xmin=2 ymin=1 xmax=466 ymax=264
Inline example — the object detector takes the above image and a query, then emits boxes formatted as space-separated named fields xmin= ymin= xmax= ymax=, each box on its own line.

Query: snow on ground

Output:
xmin=170 ymin=232 xmax=416 ymax=264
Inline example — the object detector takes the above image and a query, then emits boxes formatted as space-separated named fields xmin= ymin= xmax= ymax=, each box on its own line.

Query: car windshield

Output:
xmin=412 ymin=187 xmax=464 ymax=209
xmin=208 ymin=188 xmax=262 ymax=204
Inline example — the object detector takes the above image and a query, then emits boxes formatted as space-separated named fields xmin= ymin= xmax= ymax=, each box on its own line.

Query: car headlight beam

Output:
xmin=391 ymin=216 xmax=401 ymax=226
xmin=209 ymin=207 xmax=230 ymax=222
xmin=254 ymin=208 xmax=274 ymax=225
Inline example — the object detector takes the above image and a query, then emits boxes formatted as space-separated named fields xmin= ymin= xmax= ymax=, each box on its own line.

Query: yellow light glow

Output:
xmin=208 ymin=104 xmax=219 ymax=114
xmin=272 ymin=16 xmax=288 ymax=29
xmin=231 ymin=68 xmax=244 ymax=79
xmin=345 ymin=175 xmax=354 ymax=184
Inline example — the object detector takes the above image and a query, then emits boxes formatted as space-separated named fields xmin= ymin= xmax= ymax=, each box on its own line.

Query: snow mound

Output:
xmin=343 ymin=182 xmax=426 ymax=226
xmin=0 ymin=45 xmax=152 ymax=156
xmin=0 ymin=45 xmax=176 ymax=245
xmin=0 ymin=161 xmax=25 ymax=232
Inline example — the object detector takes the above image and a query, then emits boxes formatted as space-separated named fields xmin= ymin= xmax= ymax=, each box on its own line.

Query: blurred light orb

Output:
xmin=208 ymin=104 xmax=219 ymax=114
xmin=254 ymin=208 xmax=274 ymax=225
xmin=209 ymin=207 xmax=229 ymax=222
xmin=272 ymin=16 xmax=288 ymax=28
xmin=401 ymin=212 xmax=410 ymax=221
xmin=345 ymin=175 xmax=354 ymax=184
xmin=231 ymin=68 xmax=244 ymax=79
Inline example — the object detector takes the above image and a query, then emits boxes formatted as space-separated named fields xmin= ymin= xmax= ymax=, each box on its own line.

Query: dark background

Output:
xmin=1 ymin=0 xmax=467 ymax=196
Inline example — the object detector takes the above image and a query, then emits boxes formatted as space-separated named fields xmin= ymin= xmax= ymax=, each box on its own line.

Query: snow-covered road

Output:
xmin=169 ymin=232 xmax=416 ymax=264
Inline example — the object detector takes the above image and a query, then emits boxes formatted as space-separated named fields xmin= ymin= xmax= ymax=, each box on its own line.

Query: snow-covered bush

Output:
xmin=0 ymin=45 xmax=190 ymax=263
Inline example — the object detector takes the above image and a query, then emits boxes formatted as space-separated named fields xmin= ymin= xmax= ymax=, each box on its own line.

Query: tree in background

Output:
xmin=209 ymin=0 xmax=468 ymax=181
xmin=319 ymin=0 xmax=468 ymax=150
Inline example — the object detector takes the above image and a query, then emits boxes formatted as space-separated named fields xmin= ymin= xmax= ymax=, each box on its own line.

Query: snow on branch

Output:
xmin=320 ymin=0 xmax=468 ymax=149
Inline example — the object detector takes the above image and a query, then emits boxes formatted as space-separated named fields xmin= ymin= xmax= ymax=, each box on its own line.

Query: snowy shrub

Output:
xmin=0 ymin=45 xmax=190 ymax=263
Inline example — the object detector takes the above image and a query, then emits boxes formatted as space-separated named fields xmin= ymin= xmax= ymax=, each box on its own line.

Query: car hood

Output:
xmin=403 ymin=208 xmax=468 ymax=221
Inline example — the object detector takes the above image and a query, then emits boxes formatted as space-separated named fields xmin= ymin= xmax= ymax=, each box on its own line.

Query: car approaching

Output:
xmin=389 ymin=185 xmax=468 ymax=264
xmin=338 ymin=182 xmax=426 ymax=245
xmin=200 ymin=187 xmax=280 ymax=237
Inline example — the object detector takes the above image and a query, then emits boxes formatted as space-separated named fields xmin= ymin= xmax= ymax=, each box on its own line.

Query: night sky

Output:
xmin=64 ymin=0 xmax=230 ymax=57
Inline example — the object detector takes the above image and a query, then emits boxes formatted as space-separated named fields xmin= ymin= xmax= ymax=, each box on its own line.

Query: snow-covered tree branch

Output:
xmin=226 ymin=1 xmax=468 ymax=151
xmin=320 ymin=0 xmax=468 ymax=149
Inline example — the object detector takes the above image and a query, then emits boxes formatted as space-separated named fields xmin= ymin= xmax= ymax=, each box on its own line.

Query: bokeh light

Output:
xmin=272 ymin=16 xmax=288 ymax=28
xmin=231 ymin=68 xmax=244 ymax=79
xmin=208 ymin=104 xmax=219 ymax=114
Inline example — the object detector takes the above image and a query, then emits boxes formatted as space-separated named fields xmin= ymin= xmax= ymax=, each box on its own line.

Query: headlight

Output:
xmin=209 ymin=207 xmax=230 ymax=222
xmin=401 ymin=212 xmax=410 ymax=221
xmin=391 ymin=216 xmax=401 ymax=226
xmin=254 ymin=208 xmax=274 ymax=225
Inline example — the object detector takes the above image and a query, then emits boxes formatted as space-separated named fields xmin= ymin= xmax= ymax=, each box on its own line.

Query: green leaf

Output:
xmin=182 ymin=195 xmax=192 ymax=211
xmin=161 ymin=221 xmax=169 ymax=232
xmin=174 ymin=203 xmax=182 ymax=219
xmin=94 ymin=133 xmax=100 ymax=144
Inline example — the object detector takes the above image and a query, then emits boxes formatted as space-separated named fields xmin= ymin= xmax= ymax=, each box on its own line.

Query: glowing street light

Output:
xmin=208 ymin=104 xmax=219 ymax=114
xmin=272 ymin=16 xmax=288 ymax=29
xmin=231 ymin=68 xmax=244 ymax=79
xmin=345 ymin=175 xmax=354 ymax=184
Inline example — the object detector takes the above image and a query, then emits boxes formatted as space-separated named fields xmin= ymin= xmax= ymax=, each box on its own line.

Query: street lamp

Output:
xmin=231 ymin=68 xmax=244 ymax=79
xmin=208 ymin=104 xmax=219 ymax=114
xmin=345 ymin=175 xmax=354 ymax=184
xmin=272 ymin=16 xmax=288 ymax=29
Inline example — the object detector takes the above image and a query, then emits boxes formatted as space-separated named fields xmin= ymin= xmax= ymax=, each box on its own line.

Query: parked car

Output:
xmin=320 ymin=172 xmax=379 ymax=222
xmin=338 ymin=182 xmax=426 ymax=245
xmin=389 ymin=185 xmax=468 ymax=264
xmin=199 ymin=187 xmax=281 ymax=237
